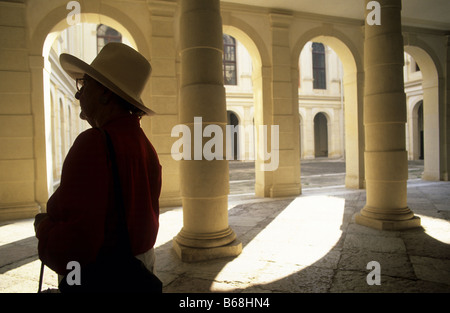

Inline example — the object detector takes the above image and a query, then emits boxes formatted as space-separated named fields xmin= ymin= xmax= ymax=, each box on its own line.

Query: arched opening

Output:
xmin=417 ymin=102 xmax=424 ymax=160
xmin=26 ymin=1 xmax=149 ymax=208
xmin=404 ymin=44 xmax=441 ymax=180
xmin=314 ymin=113 xmax=329 ymax=158
xmin=41 ymin=16 xmax=138 ymax=194
xmin=294 ymin=32 xmax=363 ymax=188
xmin=227 ymin=110 xmax=240 ymax=160
xmin=222 ymin=33 xmax=254 ymax=162
xmin=410 ymin=100 xmax=425 ymax=161
xmin=298 ymin=41 xmax=344 ymax=160
xmin=222 ymin=24 xmax=267 ymax=196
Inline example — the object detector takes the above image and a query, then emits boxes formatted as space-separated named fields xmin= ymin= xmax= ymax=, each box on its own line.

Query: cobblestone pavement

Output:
xmin=1 ymin=159 xmax=450 ymax=293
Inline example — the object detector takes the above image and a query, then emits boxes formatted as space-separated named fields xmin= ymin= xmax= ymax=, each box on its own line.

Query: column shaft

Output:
xmin=355 ymin=0 xmax=420 ymax=230
xmin=173 ymin=0 xmax=242 ymax=261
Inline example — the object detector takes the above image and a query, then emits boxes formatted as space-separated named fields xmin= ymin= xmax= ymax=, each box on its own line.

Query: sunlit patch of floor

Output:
xmin=214 ymin=195 xmax=346 ymax=290
xmin=417 ymin=214 xmax=450 ymax=244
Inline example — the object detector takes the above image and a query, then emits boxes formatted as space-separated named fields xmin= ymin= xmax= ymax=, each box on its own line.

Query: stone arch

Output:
xmin=222 ymin=17 xmax=270 ymax=70
xmin=404 ymin=42 xmax=444 ymax=180
xmin=29 ymin=2 xmax=148 ymax=56
xmin=313 ymin=112 xmax=329 ymax=158
xmin=292 ymin=27 xmax=364 ymax=188
xmin=28 ymin=2 xmax=151 ymax=206
xmin=411 ymin=100 xmax=424 ymax=161
xmin=226 ymin=110 xmax=241 ymax=160
xmin=222 ymin=20 xmax=271 ymax=195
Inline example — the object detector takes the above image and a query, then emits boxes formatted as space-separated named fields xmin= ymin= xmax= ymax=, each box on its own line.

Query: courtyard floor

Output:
xmin=1 ymin=159 xmax=450 ymax=293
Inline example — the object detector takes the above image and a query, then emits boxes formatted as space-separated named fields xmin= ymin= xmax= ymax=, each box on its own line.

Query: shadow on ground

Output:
xmin=156 ymin=160 xmax=450 ymax=293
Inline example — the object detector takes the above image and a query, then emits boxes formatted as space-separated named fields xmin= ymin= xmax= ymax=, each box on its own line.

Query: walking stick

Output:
xmin=38 ymin=262 xmax=44 ymax=293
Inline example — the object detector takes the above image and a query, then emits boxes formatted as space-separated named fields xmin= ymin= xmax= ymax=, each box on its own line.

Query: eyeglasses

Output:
xmin=76 ymin=78 xmax=86 ymax=92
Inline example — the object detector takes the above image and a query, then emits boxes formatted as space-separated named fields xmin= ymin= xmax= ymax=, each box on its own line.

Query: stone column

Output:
xmin=355 ymin=0 xmax=420 ymax=230
xmin=447 ymin=35 xmax=450 ymax=181
xmin=173 ymin=0 xmax=242 ymax=261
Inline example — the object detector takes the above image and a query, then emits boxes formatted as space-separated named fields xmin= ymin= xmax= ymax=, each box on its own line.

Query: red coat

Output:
xmin=36 ymin=115 xmax=161 ymax=275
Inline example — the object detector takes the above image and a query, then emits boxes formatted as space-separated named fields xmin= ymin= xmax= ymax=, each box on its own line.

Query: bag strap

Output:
xmin=98 ymin=128 xmax=133 ymax=255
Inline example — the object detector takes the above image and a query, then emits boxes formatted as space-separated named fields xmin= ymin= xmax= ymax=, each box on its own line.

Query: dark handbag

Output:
xmin=59 ymin=129 xmax=162 ymax=293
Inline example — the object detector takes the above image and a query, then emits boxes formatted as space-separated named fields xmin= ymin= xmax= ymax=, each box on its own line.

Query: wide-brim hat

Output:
xmin=60 ymin=42 xmax=155 ymax=116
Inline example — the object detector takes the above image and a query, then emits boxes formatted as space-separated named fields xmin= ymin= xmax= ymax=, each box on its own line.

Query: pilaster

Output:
xmin=0 ymin=2 xmax=40 ymax=220
xmin=266 ymin=12 xmax=301 ymax=198
xmin=147 ymin=1 xmax=182 ymax=207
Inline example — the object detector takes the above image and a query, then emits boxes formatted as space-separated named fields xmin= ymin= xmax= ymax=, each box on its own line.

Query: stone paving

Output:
xmin=1 ymin=159 xmax=450 ymax=293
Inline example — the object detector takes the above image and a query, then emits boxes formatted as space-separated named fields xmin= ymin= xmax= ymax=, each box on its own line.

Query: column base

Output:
xmin=0 ymin=203 xmax=41 ymax=222
xmin=173 ymin=227 xmax=242 ymax=262
xmin=175 ymin=227 xmax=236 ymax=248
xmin=355 ymin=212 xmax=421 ymax=231
xmin=173 ymin=238 xmax=242 ymax=262
xmin=345 ymin=175 xmax=365 ymax=189
xmin=269 ymin=183 xmax=301 ymax=198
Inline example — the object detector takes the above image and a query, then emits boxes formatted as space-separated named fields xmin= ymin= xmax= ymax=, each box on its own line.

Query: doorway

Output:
xmin=314 ymin=112 xmax=328 ymax=158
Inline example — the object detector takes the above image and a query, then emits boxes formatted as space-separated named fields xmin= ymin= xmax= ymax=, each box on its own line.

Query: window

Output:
xmin=312 ymin=42 xmax=326 ymax=90
xmin=223 ymin=34 xmax=237 ymax=85
xmin=97 ymin=24 xmax=122 ymax=54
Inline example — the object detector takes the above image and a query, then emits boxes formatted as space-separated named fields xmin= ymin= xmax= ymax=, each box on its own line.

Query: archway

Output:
xmin=314 ymin=112 xmax=329 ymax=158
xmin=29 ymin=3 xmax=148 ymax=206
xmin=227 ymin=110 xmax=240 ymax=160
xmin=293 ymin=31 xmax=364 ymax=189
xmin=411 ymin=100 xmax=424 ymax=160
xmin=43 ymin=21 xmax=136 ymax=192
xmin=222 ymin=24 xmax=269 ymax=196
xmin=417 ymin=102 xmax=424 ymax=160
xmin=404 ymin=44 xmax=442 ymax=180
xmin=298 ymin=41 xmax=344 ymax=160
